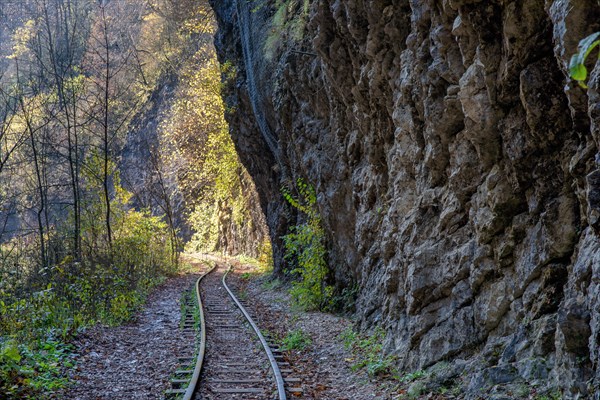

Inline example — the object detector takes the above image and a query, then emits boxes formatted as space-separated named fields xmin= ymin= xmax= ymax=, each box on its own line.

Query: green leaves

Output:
xmin=0 ymin=339 xmax=74 ymax=397
xmin=340 ymin=327 xmax=397 ymax=377
xmin=569 ymin=32 xmax=600 ymax=88
xmin=1 ymin=342 xmax=21 ymax=364
xmin=280 ymin=329 xmax=312 ymax=351
xmin=282 ymin=179 xmax=333 ymax=311
xmin=281 ymin=178 xmax=317 ymax=216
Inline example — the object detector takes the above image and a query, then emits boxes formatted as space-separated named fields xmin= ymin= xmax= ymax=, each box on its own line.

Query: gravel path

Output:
xmin=227 ymin=262 xmax=399 ymax=400
xmin=61 ymin=273 xmax=200 ymax=400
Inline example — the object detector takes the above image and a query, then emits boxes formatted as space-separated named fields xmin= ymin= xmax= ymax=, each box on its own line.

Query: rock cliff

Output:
xmin=120 ymin=42 xmax=268 ymax=259
xmin=209 ymin=0 xmax=600 ymax=397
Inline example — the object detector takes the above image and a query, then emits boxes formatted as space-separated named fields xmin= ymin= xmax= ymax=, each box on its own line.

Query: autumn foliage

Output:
xmin=0 ymin=0 xmax=242 ymax=397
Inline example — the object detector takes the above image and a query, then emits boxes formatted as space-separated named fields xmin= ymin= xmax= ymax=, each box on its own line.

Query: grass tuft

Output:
xmin=281 ymin=328 xmax=312 ymax=351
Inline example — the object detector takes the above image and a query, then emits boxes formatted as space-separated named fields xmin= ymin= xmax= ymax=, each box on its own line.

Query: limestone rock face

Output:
xmin=209 ymin=0 xmax=600 ymax=396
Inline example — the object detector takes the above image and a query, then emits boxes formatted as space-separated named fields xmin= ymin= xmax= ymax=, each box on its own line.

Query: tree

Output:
xmin=14 ymin=59 xmax=52 ymax=269
xmin=35 ymin=0 xmax=91 ymax=260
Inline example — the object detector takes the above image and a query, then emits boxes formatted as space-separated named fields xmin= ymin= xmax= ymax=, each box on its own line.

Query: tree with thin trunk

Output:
xmin=15 ymin=60 xmax=50 ymax=269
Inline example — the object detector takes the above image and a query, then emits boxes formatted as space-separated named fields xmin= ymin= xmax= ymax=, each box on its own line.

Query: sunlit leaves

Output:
xmin=8 ymin=19 xmax=36 ymax=60
xmin=0 ymin=3 xmax=207 ymax=396
xmin=264 ymin=0 xmax=310 ymax=60
xmin=0 ymin=341 xmax=21 ymax=363
xmin=159 ymin=40 xmax=252 ymax=253
xmin=160 ymin=46 xmax=231 ymax=202
xmin=569 ymin=32 xmax=600 ymax=88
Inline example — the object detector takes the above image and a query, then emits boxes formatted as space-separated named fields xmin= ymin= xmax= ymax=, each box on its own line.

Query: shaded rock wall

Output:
xmin=213 ymin=169 xmax=270 ymax=258
xmin=210 ymin=0 xmax=600 ymax=396
xmin=120 ymin=72 xmax=191 ymax=236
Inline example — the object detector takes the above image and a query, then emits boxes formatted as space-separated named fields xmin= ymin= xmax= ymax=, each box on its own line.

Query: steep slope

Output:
xmin=209 ymin=0 xmax=600 ymax=397
xmin=120 ymin=26 xmax=269 ymax=259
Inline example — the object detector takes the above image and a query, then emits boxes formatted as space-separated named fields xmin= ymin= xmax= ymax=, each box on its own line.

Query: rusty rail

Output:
xmin=181 ymin=261 xmax=216 ymax=400
xmin=223 ymin=265 xmax=287 ymax=400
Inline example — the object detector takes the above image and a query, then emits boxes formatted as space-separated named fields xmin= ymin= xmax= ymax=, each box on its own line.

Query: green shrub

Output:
xmin=281 ymin=328 xmax=312 ymax=351
xmin=0 ymin=186 xmax=177 ymax=398
xmin=0 ymin=340 xmax=23 ymax=396
xmin=341 ymin=327 xmax=397 ymax=377
xmin=332 ymin=283 xmax=359 ymax=313
xmin=282 ymin=179 xmax=333 ymax=311
xmin=0 ymin=338 xmax=74 ymax=397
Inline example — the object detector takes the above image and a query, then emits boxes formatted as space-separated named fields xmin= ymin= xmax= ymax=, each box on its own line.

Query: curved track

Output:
xmin=165 ymin=262 xmax=215 ymax=399
xmin=168 ymin=259 xmax=287 ymax=399
xmin=222 ymin=267 xmax=286 ymax=400
xmin=165 ymin=258 xmax=291 ymax=399
xmin=181 ymin=263 xmax=215 ymax=400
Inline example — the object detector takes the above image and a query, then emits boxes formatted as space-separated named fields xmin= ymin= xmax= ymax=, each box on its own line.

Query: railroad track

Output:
xmin=165 ymin=259 xmax=300 ymax=399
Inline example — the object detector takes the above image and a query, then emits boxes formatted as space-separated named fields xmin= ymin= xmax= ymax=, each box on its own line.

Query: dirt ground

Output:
xmin=59 ymin=273 xmax=200 ymax=400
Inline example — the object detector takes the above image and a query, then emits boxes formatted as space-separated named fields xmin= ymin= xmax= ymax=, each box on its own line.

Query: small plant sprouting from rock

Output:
xmin=280 ymin=328 xmax=312 ymax=351
xmin=341 ymin=327 xmax=397 ymax=377
xmin=282 ymin=178 xmax=333 ymax=311
xmin=570 ymin=32 xmax=600 ymax=88
xmin=400 ymin=369 xmax=426 ymax=383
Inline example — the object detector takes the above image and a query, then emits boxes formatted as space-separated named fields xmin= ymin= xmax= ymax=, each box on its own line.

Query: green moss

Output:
xmin=264 ymin=0 xmax=310 ymax=60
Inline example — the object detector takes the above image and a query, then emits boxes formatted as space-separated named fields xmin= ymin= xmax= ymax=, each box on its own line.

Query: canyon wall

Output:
xmin=120 ymin=42 xmax=268 ymax=259
xmin=210 ymin=0 xmax=600 ymax=397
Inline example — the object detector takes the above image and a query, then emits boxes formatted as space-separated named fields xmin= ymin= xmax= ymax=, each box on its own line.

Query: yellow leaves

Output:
xmin=8 ymin=19 xmax=37 ymax=59
xmin=159 ymin=48 xmax=231 ymax=190
xmin=181 ymin=17 xmax=215 ymax=35
xmin=158 ymin=39 xmax=252 ymax=251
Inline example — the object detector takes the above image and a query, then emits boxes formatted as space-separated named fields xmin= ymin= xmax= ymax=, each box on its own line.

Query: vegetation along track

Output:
xmin=167 ymin=259 xmax=296 ymax=399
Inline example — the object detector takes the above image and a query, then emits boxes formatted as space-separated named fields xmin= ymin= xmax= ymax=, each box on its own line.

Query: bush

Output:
xmin=0 ymin=336 xmax=75 ymax=397
xmin=0 ymin=196 xmax=177 ymax=397
xmin=282 ymin=179 xmax=333 ymax=311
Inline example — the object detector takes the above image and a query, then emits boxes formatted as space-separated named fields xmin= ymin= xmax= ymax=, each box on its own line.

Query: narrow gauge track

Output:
xmin=165 ymin=263 xmax=215 ymax=400
xmin=194 ymin=265 xmax=286 ymax=399
xmin=168 ymin=259 xmax=288 ymax=399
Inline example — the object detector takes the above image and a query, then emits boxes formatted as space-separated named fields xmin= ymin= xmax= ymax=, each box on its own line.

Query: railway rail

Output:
xmin=165 ymin=258 xmax=300 ymax=399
